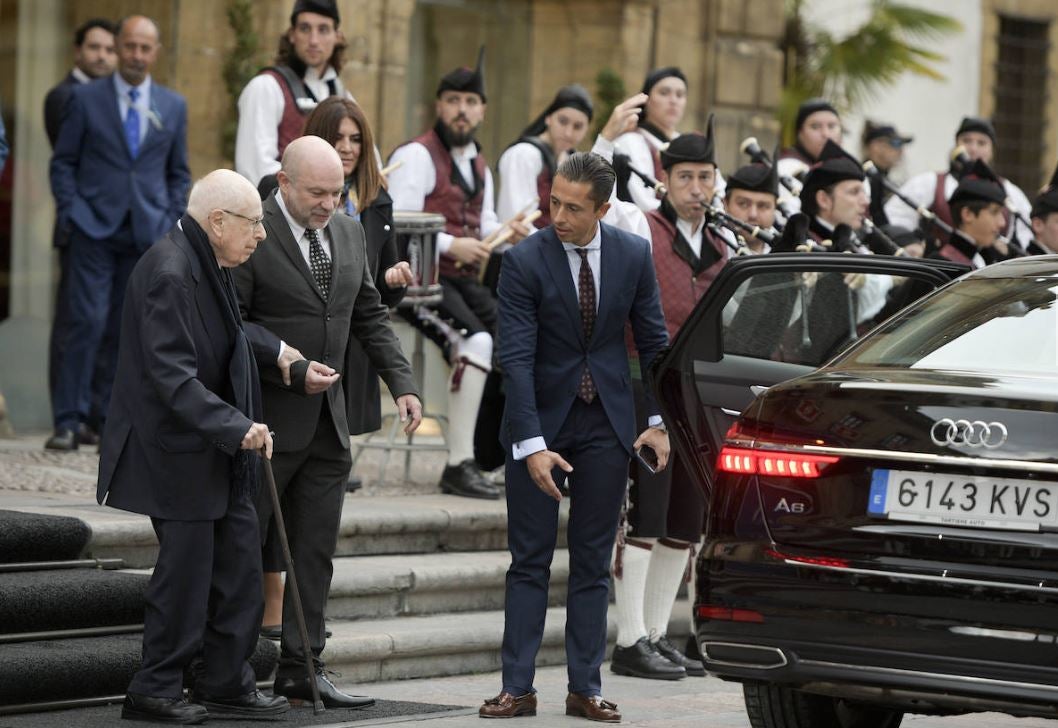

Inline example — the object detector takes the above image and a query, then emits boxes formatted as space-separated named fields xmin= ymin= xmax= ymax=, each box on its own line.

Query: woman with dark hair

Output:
xmin=257 ymin=96 xmax=412 ymax=637
xmin=497 ymin=84 xmax=594 ymax=227
xmin=615 ymin=67 xmax=688 ymax=212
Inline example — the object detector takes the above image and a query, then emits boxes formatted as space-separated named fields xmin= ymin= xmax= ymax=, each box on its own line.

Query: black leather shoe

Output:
xmin=122 ymin=693 xmax=207 ymax=724
xmin=440 ymin=459 xmax=500 ymax=500
xmin=610 ymin=637 xmax=686 ymax=680
xmin=77 ymin=422 xmax=101 ymax=446
xmin=44 ymin=428 xmax=78 ymax=451
xmin=655 ymin=635 xmax=706 ymax=676
xmin=274 ymin=669 xmax=375 ymax=709
xmin=192 ymin=689 xmax=289 ymax=718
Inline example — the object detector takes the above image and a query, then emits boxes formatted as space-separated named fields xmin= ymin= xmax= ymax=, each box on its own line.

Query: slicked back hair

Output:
xmin=556 ymin=152 xmax=615 ymax=210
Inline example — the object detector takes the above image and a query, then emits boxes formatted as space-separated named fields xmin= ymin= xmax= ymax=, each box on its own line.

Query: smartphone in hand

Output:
xmin=635 ymin=445 xmax=659 ymax=474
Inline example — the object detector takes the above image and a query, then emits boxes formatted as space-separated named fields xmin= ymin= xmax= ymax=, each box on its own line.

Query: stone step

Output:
xmin=319 ymin=601 xmax=694 ymax=684
xmin=84 ymin=495 xmax=570 ymax=568
xmin=327 ymin=550 xmax=571 ymax=620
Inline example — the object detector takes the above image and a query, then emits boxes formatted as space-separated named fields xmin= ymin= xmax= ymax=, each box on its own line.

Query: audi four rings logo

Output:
xmin=930 ymin=418 xmax=1008 ymax=448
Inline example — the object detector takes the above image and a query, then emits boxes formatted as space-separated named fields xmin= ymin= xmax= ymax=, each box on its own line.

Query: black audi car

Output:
xmin=654 ymin=254 xmax=1058 ymax=727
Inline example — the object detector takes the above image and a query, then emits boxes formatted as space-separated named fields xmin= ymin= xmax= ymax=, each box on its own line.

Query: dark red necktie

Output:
xmin=576 ymin=249 xmax=597 ymax=403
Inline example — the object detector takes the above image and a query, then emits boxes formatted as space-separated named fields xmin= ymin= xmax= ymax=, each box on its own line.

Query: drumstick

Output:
xmin=455 ymin=200 xmax=541 ymax=269
xmin=475 ymin=210 xmax=545 ymax=283
xmin=380 ymin=160 xmax=403 ymax=177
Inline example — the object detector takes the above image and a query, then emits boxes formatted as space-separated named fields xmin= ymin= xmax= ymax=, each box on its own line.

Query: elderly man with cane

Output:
xmin=97 ymin=169 xmax=304 ymax=724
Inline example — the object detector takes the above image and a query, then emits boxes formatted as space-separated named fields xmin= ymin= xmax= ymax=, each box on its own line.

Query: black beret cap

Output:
xmin=799 ymin=139 xmax=865 ymax=213
xmin=955 ymin=116 xmax=997 ymax=145
xmin=726 ymin=162 xmax=778 ymax=196
xmin=948 ymin=159 xmax=1006 ymax=207
xmin=290 ymin=0 xmax=339 ymax=27
xmin=795 ymin=98 xmax=839 ymax=132
xmin=660 ymin=114 xmax=715 ymax=170
xmin=437 ymin=47 xmax=486 ymax=102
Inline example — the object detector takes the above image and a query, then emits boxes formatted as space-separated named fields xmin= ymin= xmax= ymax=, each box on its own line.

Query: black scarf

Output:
xmin=180 ymin=214 xmax=263 ymax=502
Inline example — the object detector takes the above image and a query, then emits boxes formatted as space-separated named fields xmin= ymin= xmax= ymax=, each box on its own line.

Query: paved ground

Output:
xmin=2 ymin=433 xmax=1055 ymax=727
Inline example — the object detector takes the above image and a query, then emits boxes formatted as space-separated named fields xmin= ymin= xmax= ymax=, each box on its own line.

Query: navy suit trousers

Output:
xmin=128 ymin=494 xmax=263 ymax=698
xmin=52 ymin=224 xmax=138 ymax=430
xmin=501 ymin=397 xmax=630 ymax=697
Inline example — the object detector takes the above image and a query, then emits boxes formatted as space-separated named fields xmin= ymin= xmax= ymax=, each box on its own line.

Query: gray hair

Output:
xmin=186 ymin=169 xmax=259 ymax=226
xmin=556 ymin=152 xmax=615 ymax=209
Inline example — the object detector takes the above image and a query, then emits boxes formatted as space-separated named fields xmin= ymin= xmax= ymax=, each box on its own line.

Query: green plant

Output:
xmin=592 ymin=68 xmax=627 ymax=140
xmin=222 ymin=0 xmax=260 ymax=161
xmin=781 ymin=0 xmax=962 ymax=145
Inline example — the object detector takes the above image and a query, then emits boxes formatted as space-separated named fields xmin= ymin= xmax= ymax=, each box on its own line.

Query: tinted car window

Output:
xmin=834 ymin=278 xmax=1058 ymax=376
xmin=723 ymin=271 xmax=903 ymax=368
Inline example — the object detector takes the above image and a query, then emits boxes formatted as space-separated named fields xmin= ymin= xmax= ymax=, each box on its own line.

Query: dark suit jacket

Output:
xmin=44 ymin=71 xmax=79 ymax=149
xmin=233 ymin=192 xmax=417 ymax=454
xmin=50 ymin=74 xmax=190 ymax=247
xmin=97 ymin=225 xmax=281 ymax=520
xmin=497 ymin=223 xmax=668 ymax=455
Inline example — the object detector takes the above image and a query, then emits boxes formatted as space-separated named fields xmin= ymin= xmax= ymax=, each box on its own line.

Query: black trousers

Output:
xmin=255 ymin=406 xmax=351 ymax=677
xmin=627 ymin=379 xmax=706 ymax=541
xmin=127 ymin=494 xmax=262 ymax=698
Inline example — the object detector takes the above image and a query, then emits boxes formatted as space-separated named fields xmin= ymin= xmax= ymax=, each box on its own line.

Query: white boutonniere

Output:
xmin=147 ymin=108 xmax=164 ymax=131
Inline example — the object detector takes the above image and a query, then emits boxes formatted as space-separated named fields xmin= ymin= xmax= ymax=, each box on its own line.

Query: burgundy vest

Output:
xmin=639 ymin=211 xmax=726 ymax=343
xmin=261 ymin=69 xmax=307 ymax=162
xmin=412 ymin=128 xmax=488 ymax=278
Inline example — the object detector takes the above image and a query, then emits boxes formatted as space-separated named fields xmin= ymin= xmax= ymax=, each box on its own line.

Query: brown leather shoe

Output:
xmin=479 ymin=691 xmax=537 ymax=718
xmin=565 ymin=693 xmax=621 ymax=723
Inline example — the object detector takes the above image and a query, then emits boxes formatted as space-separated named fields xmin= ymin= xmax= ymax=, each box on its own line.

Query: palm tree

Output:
xmin=781 ymin=0 xmax=962 ymax=144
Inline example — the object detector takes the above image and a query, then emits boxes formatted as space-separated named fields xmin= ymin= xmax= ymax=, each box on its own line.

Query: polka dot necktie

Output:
xmin=576 ymin=249 xmax=597 ymax=404
xmin=306 ymin=228 xmax=331 ymax=300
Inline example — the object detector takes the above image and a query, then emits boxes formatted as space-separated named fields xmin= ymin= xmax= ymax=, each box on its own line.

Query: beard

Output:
xmin=438 ymin=117 xmax=480 ymax=148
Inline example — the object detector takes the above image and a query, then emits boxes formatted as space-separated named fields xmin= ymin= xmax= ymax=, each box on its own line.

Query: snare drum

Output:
xmin=393 ymin=211 xmax=444 ymax=307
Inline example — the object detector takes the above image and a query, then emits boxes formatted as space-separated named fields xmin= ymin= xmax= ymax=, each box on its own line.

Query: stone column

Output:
xmin=0 ymin=0 xmax=66 ymax=431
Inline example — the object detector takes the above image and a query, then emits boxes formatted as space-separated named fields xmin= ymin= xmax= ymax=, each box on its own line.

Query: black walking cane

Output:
xmin=259 ymin=445 xmax=326 ymax=715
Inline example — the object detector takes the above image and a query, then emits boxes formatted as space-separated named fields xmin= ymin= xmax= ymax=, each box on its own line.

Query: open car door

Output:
xmin=651 ymin=253 xmax=968 ymax=502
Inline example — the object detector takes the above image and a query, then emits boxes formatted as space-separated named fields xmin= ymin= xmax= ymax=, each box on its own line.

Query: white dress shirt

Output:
xmin=235 ymin=66 xmax=353 ymax=186
xmin=72 ymin=67 xmax=91 ymax=84
xmin=387 ymin=139 xmax=501 ymax=255
xmin=511 ymin=223 xmax=661 ymax=460
xmin=587 ymin=136 xmax=658 ymax=243
xmin=497 ymin=141 xmax=547 ymax=224
xmin=675 ymin=217 xmax=704 ymax=259
xmin=274 ymin=189 xmax=333 ymax=265
xmin=113 ymin=73 xmax=151 ymax=145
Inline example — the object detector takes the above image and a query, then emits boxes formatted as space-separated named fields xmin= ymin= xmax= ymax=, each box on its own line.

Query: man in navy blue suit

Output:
xmin=48 ymin=15 xmax=190 ymax=451
xmin=481 ymin=152 xmax=670 ymax=723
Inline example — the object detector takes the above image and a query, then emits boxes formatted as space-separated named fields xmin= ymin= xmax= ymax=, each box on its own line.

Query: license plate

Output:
xmin=868 ymin=469 xmax=1058 ymax=531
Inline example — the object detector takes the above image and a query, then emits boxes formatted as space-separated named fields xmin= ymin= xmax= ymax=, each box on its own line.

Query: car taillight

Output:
xmin=716 ymin=446 xmax=839 ymax=478
xmin=696 ymin=604 xmax=765 ymax=623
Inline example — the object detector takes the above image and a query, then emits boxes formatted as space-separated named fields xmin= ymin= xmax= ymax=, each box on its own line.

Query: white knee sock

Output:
xmin=612 ymin=539 xmax=652 ymax=647
xmin=644 ymin=540 xmax=690 ymax=641
xmin=446 ymin=333 xmax=491 ymax=466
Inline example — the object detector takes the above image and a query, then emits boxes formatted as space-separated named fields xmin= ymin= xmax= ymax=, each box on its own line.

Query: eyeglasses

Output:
xmin=222 ymin=209 xmax=265 ymax=230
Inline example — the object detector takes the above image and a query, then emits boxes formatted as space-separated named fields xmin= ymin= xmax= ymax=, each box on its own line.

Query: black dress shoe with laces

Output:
xmin=654 ymin=635 xmax=706 ymax=676
xmin=77 ymin=422 xmax=101 ymax=446
xmin=192 ymin=689 xmax=289 ymax=718
xmin=609 ymin=637 xmax=686 ymax=680
xmin=274 ymin=669 xmax=375 ymax=709
xmin=439 ymin=459 xmax=500 ymax=500
xmin=44 ymin=428 xmax=78 ymax=451
xmin=121 ymin=693 xmax=207 ymax=724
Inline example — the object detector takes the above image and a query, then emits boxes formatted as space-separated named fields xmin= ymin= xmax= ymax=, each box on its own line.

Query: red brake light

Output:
xmin=696 ymin=604 xmax=765 ymax=623
xmin=717 ymin=446 xmax=838 ymax=478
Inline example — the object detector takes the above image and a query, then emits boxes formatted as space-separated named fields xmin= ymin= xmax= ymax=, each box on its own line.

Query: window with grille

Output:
xmin=992 ymin=15 xmax=1050 ymax=192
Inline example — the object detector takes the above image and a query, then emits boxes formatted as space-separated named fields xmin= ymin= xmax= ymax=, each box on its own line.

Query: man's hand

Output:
xmin=632 ymin=426 xmax=670 ymax=473
xmin=600 ymin=93 xmax=648 ymax=142
xmin=242 ymin=422 xmax=273 ymax=459
xmin=277 ymin=344 xmax=305 ymax=386
xmin=384 ymin=261 xmax=415 ymax=289
xmin=508 ymin=219 xmax=532 ymax=244
xmin=304 ymin=361 xmax=340 ymax=395
xmin=396 ymin=394 xmax=423 ymax=435
xmin=449 ymin=236 xmax=491 ymax=266
xmin=526 ymin=449 xmax=573 ymax=502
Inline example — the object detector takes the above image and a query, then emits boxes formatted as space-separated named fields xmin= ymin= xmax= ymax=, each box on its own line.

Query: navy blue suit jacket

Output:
xmin=50 ymin=75 xmax=190 ymax=247
xmin=497 ymin=222 xmax=668 ymax=455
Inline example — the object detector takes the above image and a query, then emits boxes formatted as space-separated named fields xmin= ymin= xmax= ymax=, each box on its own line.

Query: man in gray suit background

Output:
xmin=233 ymin=136 xmax=421 ymax=709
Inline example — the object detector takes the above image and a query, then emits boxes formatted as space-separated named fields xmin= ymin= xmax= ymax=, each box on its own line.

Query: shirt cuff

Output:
xmin=647 ymin=415 xmax=664 ymax=428
xmin=512 ymin=436 xmax=547 ymax=461
xmin=438 ymin=232 xmax=454 ymax=255
xmin=277 ymin=341 xmax=286 ymax=362
xmin=591 ymin=135 xmax=615 ymax=162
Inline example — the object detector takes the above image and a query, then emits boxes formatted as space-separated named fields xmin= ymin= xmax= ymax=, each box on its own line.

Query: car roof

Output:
xmin=965 ymin=254 xmax=1058 ymax=279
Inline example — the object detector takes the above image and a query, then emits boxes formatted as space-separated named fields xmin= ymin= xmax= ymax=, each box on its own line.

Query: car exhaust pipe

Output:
xmin=702 ymin=642 xmax=788 ymax=670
